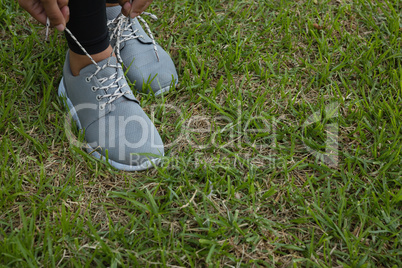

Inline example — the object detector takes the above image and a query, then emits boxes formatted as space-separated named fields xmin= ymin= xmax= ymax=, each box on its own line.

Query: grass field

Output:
xmin=0 ymin=0 xmax=401 ymax=267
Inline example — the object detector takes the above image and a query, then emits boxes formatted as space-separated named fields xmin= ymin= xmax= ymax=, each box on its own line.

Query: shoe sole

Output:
xmin=154 ymin=84 xmax=172 ymax=96
xmin=58 ymin=78 xmax=161 ymax=171
xmin=132 ymin=76 xmax=178 ymax=96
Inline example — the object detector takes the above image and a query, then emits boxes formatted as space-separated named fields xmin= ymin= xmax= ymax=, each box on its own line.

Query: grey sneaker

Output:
xmin=58 ymin=51 xmax=164 ymax=171
xmin=107 ymin=9 xmax=178 ymax=96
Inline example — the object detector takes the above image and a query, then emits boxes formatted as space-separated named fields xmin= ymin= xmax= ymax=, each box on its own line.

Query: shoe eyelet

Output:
xmin=96 ymin=95 xmax=102 ymax=101
xmin=99 ymin=104 xmax=105 ymax=110
xmin=86 ymin=77 xmax=91 ymax=82
xmin=91 ymin=86 xmax=97 ymax=92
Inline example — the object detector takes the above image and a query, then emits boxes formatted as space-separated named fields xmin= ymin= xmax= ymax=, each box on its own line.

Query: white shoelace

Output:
xmin=46 ymin=18 xmax=129 ymax=110
xmin=107 ymin=12 xmax=160 ymax=63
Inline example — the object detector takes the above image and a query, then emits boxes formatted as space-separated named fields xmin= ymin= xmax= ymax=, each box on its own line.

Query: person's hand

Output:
xmin=118 ymin=0 xmax=153 ymax=18
xmin=18 ymin=0 xmax=69 ymax=31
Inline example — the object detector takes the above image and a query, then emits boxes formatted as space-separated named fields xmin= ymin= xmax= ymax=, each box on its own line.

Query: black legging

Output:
xmin=66 ymin=0 xmax=119 ymax=55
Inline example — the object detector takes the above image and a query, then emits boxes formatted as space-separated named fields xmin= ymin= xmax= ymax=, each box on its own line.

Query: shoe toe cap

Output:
xmin=85 ymin=102 xmax=164 ymax=170
xmin=123 ymin=46 xmax=178 ymax=94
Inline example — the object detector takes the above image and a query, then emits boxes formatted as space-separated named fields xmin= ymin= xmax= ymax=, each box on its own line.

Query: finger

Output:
xmin=60 ymin=5 xmax=70 ymax=24
xmin=18 ymin=0 xmax=47 ymax=25
xmin=40 ymin=0 xmax=67 ymax=31
xmin=57 ymin=0 xmax=68 ymax=8
xmin=58 ymin=0 xmax=70 ymax=22
xmin=130 ymin=0 xmax=152 ymax=18
xmin=121 ymin=2 xmax=131 ymax=17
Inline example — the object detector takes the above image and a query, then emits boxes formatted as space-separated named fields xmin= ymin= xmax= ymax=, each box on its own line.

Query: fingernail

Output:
xmin=56 ymin=24 xmax=65 ymax=31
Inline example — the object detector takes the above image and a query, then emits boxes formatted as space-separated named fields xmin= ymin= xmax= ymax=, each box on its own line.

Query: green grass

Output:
xmin=1 ymin=0 xmax=401 ymax=266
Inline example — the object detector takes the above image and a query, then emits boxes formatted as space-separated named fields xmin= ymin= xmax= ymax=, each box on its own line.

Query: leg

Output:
xmin=66 ymin=0 xmax=113 ymax=75
xmin=60 ymin=0 xmax=164 ymax=171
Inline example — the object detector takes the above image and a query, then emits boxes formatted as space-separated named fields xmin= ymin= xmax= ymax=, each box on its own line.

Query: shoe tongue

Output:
xmin=106 ymin=5 xmax=121 ymax=21
xmin=80 ymin=56 xmax=122 ymax=89
xmin=92 ymin=57 xmax=138 ymax=103
xmin=115 ymin=16 xmax=153 ymax=44
xmin=129 ymin=18 xmax=153 ymax=44
xmin=97 ymin=57 xmax=118 ymax=79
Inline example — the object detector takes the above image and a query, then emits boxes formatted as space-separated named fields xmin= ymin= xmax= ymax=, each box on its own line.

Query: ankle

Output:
xmin=69 ymin=46 xmax=114 ymax=76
